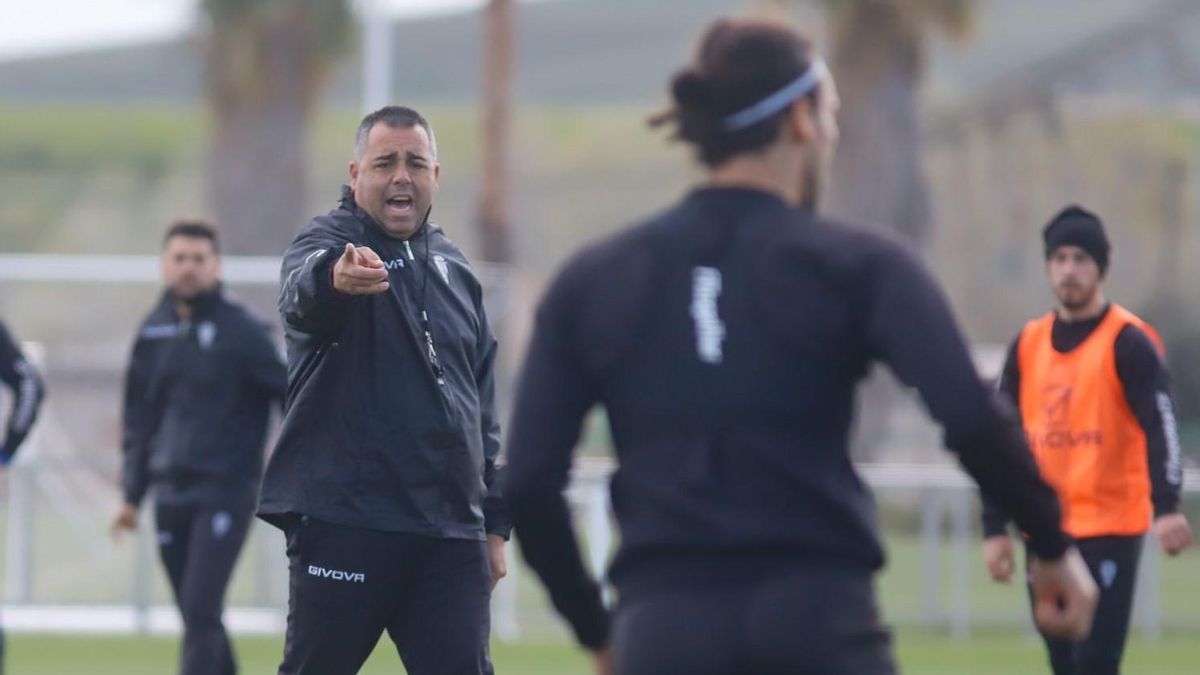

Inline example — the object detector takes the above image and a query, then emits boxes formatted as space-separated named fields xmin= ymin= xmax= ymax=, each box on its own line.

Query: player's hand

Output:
xmin=1153 ymin=513 xmax=1193 ymax=556
xmin=332 ymin=243 xmax=389 ymax=295
xmin=487 ymin=534 xmax=508 ymax=590
xmin=983 ymin=535 xmax=1015 ymax=583
xmin=110 ymin=504 xmax=139 ymax=542
xmin=591 ymin=647 xmax=613 ymax=675
xmin=1029 ymin=546 xmax=1098 ymax=641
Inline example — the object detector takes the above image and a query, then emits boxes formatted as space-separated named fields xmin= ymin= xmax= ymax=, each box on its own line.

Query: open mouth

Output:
xmin=386 ymin=195 xmax=414 ymax=216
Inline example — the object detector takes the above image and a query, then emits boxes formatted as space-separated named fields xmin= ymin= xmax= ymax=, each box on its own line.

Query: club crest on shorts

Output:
xmin=212 ymin=511 xmax=232 ymax=538
xmin=1099 ymin=559 xmax=1118 ymax=588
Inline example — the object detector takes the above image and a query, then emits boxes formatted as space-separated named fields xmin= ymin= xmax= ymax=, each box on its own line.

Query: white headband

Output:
xmin=722 ymin=59 xmax=828 ymax=132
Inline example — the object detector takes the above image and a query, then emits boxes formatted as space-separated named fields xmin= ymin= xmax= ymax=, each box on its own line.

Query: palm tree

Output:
xmin=201 ymin=0 xmax=352 ymax=254
xmin=757 ymin=1 xmax=975 ymax=459
xmin=823 ymin=0 xmax=976 ymax=245
xmin=478 ymin=0 xmax=515 ymax=265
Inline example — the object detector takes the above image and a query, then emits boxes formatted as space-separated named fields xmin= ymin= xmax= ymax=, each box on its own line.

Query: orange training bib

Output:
xmin=1017 ymin=304 xmax=1158 ymax=538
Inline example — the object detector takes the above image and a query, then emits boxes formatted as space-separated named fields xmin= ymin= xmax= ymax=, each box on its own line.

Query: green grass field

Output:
xmin=7 ymin=630 xmax=1199 ymax=674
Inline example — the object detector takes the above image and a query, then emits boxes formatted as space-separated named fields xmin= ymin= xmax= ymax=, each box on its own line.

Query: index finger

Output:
xmin=355 ymin=246 xmax=384 ymax=267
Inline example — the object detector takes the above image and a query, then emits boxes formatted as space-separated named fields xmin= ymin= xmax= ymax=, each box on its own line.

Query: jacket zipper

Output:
xmin=402 ymin=236 xmax=445 ymax=388
xmin=422 ymin=310 xmax=447 ymax=387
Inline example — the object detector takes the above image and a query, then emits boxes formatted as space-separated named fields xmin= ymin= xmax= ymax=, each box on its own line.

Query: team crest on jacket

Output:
xmin=197 ymin=321 xmax=217 ymax=350
xmin=434 ymin=255 xmax=451 ymax=285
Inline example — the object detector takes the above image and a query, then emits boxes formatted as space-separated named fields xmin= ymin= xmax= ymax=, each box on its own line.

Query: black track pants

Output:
xmin=155 ymin=500 xmax=254 ymax=675
xmin=276 ymin=517 xmax=494 ymax=675
xmin=611 ymin=568 xmax=896 ymax=675
xmin=1029 ymin=535 xmax=1143 ymax=675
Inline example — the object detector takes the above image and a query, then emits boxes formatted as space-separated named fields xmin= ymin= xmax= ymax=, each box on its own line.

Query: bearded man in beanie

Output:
xmin=981 ymin=205 xmax=1193 ymax=675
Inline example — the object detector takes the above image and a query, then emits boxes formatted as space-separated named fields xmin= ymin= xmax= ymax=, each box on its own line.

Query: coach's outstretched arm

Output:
xmin=279 ymin=228 xmax=389 ymax=334
xmin=504 ymin=272 xmax=611 ymax=668
xmin=863 ymin=244 xmax=1098 ymax=640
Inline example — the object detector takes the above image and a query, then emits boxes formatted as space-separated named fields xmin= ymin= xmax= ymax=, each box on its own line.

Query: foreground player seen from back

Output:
xmin=982 ymin=206 xmax=1192 ymax=675
xmin=504 ymin=18 xmax=1098 ymax=675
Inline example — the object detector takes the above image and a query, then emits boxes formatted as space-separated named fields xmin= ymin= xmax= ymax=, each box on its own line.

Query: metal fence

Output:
xmin=2 ymin=440 xmax=1198 ymax=641
xmin=2 ymin=254 xmax=1198 ymax=641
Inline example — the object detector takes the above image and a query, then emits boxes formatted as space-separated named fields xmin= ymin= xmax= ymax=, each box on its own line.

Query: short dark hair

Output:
xmin=163 ymin=219 xmax=220 ymax=254
xmin=654 ymin=19 xmax=820 ymax=167
xmin=355 ymin=105 xmax=438 ymax=160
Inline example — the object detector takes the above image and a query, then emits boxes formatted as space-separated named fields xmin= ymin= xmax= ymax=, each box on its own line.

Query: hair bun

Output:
xmin=671 ymin=70 xmax=711 ymax=109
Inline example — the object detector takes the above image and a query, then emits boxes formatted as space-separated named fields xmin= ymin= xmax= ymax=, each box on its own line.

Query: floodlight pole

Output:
xmin=360 ymin=0 xmax=393 ymax=113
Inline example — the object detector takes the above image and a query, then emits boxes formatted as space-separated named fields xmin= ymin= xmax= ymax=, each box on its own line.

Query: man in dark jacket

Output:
xmin=0 ymin=318 xmax=45 ymax=673
xmin=260 ymin=105 xmax=510 ymax=675
xmin=112 ymin=220 xmax=287 ymax=675
xmin=0 ymin=319 xmax=44 ymax=466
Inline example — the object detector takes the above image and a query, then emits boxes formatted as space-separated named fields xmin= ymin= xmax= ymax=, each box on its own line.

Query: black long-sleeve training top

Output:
xmin=122 ymin=288 xmax=287 ymax=509
xmin=258 ymin=187 xmax=510 ymax=541
xmin=982 ymin=306 xmax=1183 ymax=536
xmin=504 ymin=187 xmax=1070 ymax=649
xmin=0 ymin=320 xmax=45 ymax=462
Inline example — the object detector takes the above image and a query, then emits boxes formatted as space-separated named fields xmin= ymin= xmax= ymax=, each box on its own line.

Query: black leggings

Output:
xmin=1028 ymin=535 xmax=1143 ymax=675
xmin=612 ymin=569 xmax=895 ymax=675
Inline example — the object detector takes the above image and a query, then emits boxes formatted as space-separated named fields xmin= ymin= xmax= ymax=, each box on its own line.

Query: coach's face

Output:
xmin=1048 ymin=245 xmax=1102 ymax=311
xmin=161 ymin=235 xmax=221 ymax=300
xmin=350 ymin=123 xmax=440 ymax=239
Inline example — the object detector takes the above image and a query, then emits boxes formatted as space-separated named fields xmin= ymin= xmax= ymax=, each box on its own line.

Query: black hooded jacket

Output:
xmin=258 ymin=187 xmax=509 ymax=541
xmin=0 ymin=320 xmax=45 ymax=462
xmin=122 ymin=288 xmax=287 ymax=508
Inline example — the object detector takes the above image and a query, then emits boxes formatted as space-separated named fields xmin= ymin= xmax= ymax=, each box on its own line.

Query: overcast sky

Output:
xmin=0 ymin=0 xmax=503 ymax=62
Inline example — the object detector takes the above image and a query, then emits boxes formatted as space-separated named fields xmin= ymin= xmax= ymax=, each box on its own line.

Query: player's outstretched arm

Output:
xmin=864 ymin=246 xmax=1069 ymax=560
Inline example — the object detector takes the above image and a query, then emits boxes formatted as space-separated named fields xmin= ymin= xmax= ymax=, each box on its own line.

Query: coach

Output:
xmin=259 ymin=105 xmax=510 ymax=675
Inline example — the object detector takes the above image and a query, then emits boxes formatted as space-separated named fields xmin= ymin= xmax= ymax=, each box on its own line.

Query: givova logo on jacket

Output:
xmin=1029 ymin=383 xmax=1102 ymax=451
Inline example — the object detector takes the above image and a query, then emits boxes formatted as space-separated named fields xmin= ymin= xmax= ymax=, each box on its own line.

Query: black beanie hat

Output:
xmin=1043 ymin=205 xmax=1110 ymax=275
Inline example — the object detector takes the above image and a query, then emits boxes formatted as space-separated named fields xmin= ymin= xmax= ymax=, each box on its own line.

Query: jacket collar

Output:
xmin=161 ymin=284 xmax=224 ymax=321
